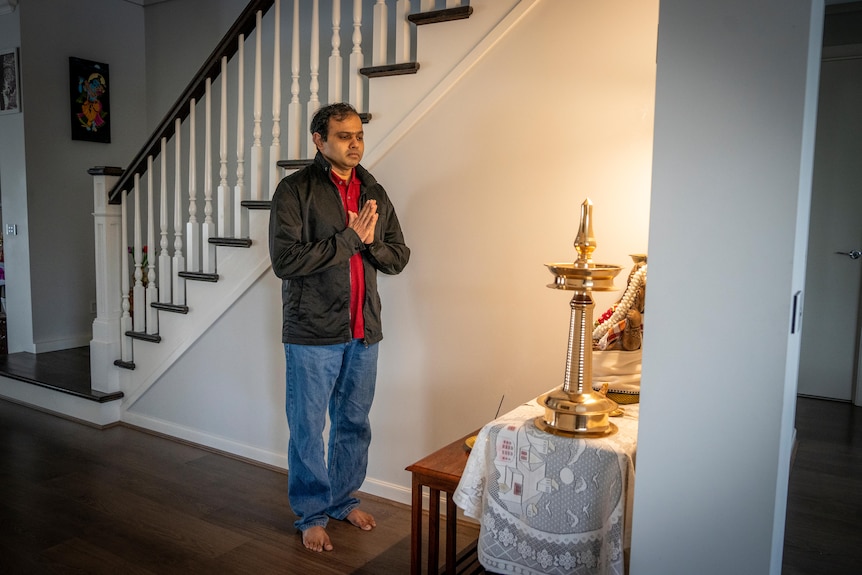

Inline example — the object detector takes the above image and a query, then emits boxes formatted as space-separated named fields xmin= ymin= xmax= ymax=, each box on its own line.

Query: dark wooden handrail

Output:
xmin=108 ymin=0 xmax=275 ymax=204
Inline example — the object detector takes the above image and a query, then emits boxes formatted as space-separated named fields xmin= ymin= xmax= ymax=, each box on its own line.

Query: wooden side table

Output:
xmin=406 ymin=430 xmax=478 ymax=575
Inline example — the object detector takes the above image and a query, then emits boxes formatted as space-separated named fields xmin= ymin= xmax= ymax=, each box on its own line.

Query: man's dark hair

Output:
xmin=310 ymin=102 xmax=360 ymax=141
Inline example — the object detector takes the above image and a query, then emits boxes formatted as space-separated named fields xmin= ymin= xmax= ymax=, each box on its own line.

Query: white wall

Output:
xmin=0 ymin=7 xmax=33 ymax=353
xmin=630 ymin=1 xmax=822 ymax=574
xmin=8 ymin=0 xmax=147 ymax=352
xmin=368 ymin=0 xmax=657 ymax=483
xmin=125 ymin=0 xmax=659 ymax=507
xmin=143 ymin=0 xmax=247 ymax=130
xmin=129 ymin=266 xmax=288 ymax=462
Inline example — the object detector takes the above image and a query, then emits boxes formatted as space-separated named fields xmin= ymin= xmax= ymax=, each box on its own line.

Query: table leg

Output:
xmin=446 ymin=492 xmax=457 ymax=574
xmin=411 ymin=478 xmax=423 ymax=575
xmin=428 ymin=487 xmax=440 ymax=575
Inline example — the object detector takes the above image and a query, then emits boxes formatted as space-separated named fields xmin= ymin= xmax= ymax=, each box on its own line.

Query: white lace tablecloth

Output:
xmin=452 ymin=399 xmax=639 ymax=575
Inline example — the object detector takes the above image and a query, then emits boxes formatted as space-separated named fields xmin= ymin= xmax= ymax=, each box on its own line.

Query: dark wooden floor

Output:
xmin=782 ymin=396 xmax=862 ymax=574
xmin=1 ymin=348 xmax=860 ymax=573
xmin=0 ymin=396 xmax=481 ymax=574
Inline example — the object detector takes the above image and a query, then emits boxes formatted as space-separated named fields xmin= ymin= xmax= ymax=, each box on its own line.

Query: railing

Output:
xmin=90 ymin=0 xmax=468 ymax=383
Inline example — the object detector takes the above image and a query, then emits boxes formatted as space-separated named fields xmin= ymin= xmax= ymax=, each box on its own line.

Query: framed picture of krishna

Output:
xmin=69 ymin=57 xmax=111 ymax=143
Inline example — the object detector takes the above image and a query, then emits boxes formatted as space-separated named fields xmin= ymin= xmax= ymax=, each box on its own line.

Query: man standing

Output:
xmin=269 ymin=103 xmax=410 ymax=552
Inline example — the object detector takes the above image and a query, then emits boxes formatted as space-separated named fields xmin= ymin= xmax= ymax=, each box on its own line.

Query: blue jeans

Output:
xmin=284 ymin=340 xmax=378 ymax=531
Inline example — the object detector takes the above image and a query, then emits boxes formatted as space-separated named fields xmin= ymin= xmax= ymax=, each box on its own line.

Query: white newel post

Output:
xmin=90 ymin=167 xmax=123 ymax=394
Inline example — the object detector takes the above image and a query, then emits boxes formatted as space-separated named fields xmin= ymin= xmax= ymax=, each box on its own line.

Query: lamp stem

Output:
xmin=562 ymin=288 xmax=595 ymax=396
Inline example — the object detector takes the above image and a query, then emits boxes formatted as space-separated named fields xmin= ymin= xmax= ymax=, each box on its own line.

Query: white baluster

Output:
xmin=251 ymin=9 xmax=264 ymax=200
xmin=218 ymin=57 xmax=232 ymax=238
xmin=307 ymin=0 xmax=321 ymax=155
xmin=202 ymin=78 xmax=216 ymax=274
xmin=288 ymin=0 xmax=302 ymax=159
xmin=395 ymin=0 xmax=410 ymax=64
xmin=446 ymin=0 xmax=460 ymax=8
xmin=270 ymin=0 xmax=282 ymax=195
xmin=349 ymin=0 xmax=365 ymax=111
xmin=420 ymin=0 xmax=434 ymax=11
xmin=173 ymin=118 xmax=186 ymax=305
xmin=329 ymin=0 xmax=343 ymax=103
xmin=234 ymin=35 xmax=248 ymax=239
xmin=133 ymin=174 xmax=145 ymax=333
xmin=187 ymin=98 xmax=200 ymax=273
xmin=146 ymin=157 xmax=158 ymax=335
xmin=120 ymin=189 xmax=132 ymax=362
xmin=159 ymin=138 xmax=171 ymax=304
xmin=373 ymin=0 xmax=387 ymax=66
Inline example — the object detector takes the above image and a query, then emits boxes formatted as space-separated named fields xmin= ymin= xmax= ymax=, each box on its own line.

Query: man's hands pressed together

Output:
xmin=348 ymin=199 xmax=378 ymax=244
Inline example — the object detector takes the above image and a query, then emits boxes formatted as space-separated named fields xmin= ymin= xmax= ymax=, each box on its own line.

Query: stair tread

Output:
xmin=277 ymin=159 xmax=314 ymax=170
xmin=151 ymin=302 xmax=189 ymax=314
xmin=114 ymin=359 xmax=135 ymax=370
xmin=0 ymin=347 xmax=124 ymax=403
xmin=241 ymin=200 xmax=272 ymax=210
xmin=178 ymin=271 xmax=219 ymax=282
xmin=209 ymin=237 xmax=253 ymax=247
xmin=408 ymin=5 xmax=473 ymax=26
xmin=125 ymin=331 xmax=162 ymax=343
xmin=360 ymin=62 xmax=420 ymax=78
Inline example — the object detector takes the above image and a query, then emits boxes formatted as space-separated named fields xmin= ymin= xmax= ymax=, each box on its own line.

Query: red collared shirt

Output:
xmin=330 ymin=168 xmax=365 ymax=339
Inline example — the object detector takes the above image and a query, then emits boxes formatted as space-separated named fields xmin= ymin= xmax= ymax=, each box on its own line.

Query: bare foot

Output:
xmin=346 ymin=508 xmax=376 ymax=531
xmin=302 ymin=525 xmax=334 ymax=552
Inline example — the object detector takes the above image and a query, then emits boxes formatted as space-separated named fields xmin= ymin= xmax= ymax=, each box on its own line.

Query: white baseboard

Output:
xmin=360 ymin=476 xmax=413 ymax=507
xmin=123 ymin=408 xmax=419 ymax=506
xmin=122 ymin=409 xmax=290 ymax=469
xmin=34 ymin=334 xmax=93 ymax=353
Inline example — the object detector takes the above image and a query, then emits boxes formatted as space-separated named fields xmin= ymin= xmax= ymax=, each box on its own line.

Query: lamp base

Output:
xmin=534 ymin=417 xmax=618 ymax=438
xmin=535 ymin=386 xmax=619 ymax=437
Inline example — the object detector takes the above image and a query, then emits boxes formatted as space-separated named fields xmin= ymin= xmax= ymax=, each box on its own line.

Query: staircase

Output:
xmin=79 ymin=0 xmax=526 ymax=429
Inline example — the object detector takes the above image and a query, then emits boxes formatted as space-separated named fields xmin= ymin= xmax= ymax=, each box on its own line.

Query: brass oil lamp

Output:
xmin=535 ymin=199 xmax=623 ymax=437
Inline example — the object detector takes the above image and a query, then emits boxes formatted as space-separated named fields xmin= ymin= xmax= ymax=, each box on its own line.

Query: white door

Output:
xmin=798 ymin=52 xmax=862 ymax=403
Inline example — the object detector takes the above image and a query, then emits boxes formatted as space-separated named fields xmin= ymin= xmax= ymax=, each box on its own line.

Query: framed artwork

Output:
xmin=69 ymin=57 xmax=111 ymax=143
xmin=0 ymin=47 xmax=21 ymax=115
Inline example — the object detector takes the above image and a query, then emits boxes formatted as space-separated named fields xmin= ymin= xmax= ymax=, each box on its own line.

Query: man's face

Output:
xmin=313 ymin=113 xmax=364 ymax=178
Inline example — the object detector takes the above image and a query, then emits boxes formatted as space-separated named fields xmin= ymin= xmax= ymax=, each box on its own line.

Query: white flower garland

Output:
xmin=592 ymin=264 xmax=647 ymax=342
